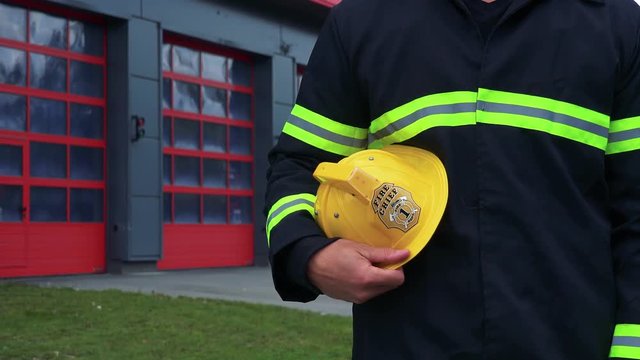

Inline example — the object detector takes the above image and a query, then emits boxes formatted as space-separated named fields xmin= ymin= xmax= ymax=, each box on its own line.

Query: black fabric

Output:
xmin=265 ymin=0 xmax=640 ymax=359
xmin=463 ymin=0 xmax=512 ymax=41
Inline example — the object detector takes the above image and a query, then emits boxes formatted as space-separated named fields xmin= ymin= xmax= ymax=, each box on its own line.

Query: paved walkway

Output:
xmin=5 ymin=266 xmax=352 ymax=317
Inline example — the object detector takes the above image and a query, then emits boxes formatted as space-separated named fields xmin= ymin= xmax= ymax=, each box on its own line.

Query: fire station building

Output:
xmin=0 ymin=0 xmax=335 ymax=277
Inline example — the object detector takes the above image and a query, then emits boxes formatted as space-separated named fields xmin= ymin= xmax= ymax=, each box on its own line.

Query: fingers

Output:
xmin=307 ymin=239 xmax=410 ymax=304
xmin=360 ymin=245 xmax=410 ymax=266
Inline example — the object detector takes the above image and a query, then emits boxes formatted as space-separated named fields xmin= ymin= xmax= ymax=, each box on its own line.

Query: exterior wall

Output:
xmin=35 ymin=0 xmax=324 ymax=271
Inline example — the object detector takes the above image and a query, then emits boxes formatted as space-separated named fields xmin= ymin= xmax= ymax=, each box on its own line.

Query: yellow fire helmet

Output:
xmin=313 ymin=145 xmax=448 ymax=269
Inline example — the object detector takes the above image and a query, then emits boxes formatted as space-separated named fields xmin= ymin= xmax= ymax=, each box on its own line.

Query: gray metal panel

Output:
xmin=281 ymin=26 xmax=318 ymax=66
xmin=46 ymin=0 xmax=141 ymax=18
xmin=129 ymin=18 xmax=160 ymax=80
xmin=252 ymin=56 xmax=273 ymax=266
xmin=273 ymin=103 xmax=293 ymax=143
xmin=144 ymin=0 xmax=278 ymax=56
xmin=130 ymin=77 xmax=160 ymax=139
xmin=130 ymin=138 xmax=161 ymax=197
xmin=107 ymin=19 xmax=130 ymax=262
xmin=272 ymin=54 xmax=295 ymax=105
xmin=130 ymin=196 xmax=161 ymax=259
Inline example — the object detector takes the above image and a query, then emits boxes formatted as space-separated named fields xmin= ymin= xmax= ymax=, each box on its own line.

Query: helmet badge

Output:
xmin=371 ymin=183 xmax=421 ymax=232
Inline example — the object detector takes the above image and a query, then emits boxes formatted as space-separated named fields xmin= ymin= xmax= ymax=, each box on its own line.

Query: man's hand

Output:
xmin=307 ymin=239 xmax=410 ymax=304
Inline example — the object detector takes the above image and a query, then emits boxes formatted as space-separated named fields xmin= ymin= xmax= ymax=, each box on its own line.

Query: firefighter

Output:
xmin=265 ymin=0 xmax=640 ymax=359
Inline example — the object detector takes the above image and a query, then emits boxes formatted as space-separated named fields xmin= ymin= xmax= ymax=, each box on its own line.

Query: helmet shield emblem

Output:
xmin=371 ymin=183 xmax=421 ymax=232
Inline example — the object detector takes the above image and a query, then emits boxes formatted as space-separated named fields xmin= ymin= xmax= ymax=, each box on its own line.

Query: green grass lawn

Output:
xmin=0 ymin=284 xmax=351 ymax=360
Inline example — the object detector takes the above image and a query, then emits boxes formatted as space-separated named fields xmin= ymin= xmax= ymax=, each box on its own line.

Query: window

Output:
xmin=162 ymin=34 xmax=253 ymax=225
xmin=0 ymin=2 xmax=106 ymax=223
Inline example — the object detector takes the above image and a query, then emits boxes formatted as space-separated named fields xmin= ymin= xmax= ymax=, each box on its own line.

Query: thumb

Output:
xmin=361 ymin=246 xmax=410 ymax=266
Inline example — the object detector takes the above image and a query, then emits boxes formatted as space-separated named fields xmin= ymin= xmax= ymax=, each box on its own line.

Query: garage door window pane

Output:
xmin=71 ymin=188 xmax=103 ymax=222
xmin=203 ymin=159 xmax=226 ymax=188
xmin=71 ymin=61 xmax=103 ymax=97
xmin=229 ymin=59 xmax=251 ymax=87
xmin=174 ymin=118 xmax=199 ymax=150
xmin=203 ymin=86 xmax=226 ymax=117
xmin=0 ymin=93 xmax=25 ymax=131
xmin=229 ymin=161 xmax=251 ymax=189
xmin=0 ymin=185 xmax=22 ymax=222
xmin=175 ymin=193 xmax=199 ymax=223
xmin=173 ymin=46 xmax=199 ymax=77
xmin=31 ymin=142 xmax=66 ymax=178
xmin=229 ymin=91 xmax=251 ymax=120
xmin=31 ymin=186 xmax=66 ymax=222
xmin=174 ymin=156 xmax=199 ymax=186
xmin=230 ymin=196 xmax=252 ymax=224
xmin=29 ymin=11 xmax=66 ymax=49
xmin=30 ymin=53 xmax=66 ymax=92
xmin=162 ymin=78 xmax=171 ymax=109
xmin=0 ymin=145 xmax=21 ymax=176
xmin=0 ymin=46 xmax=25 ymax=86
xmin=202 ymin=53 xmax=226 ymax=82
xmin=70 ymin=146 xmax=103 ymax=180
xmin=229 ymin=127 xmax=251 ymax=155
xmin=204 ymin=195 xmax=226 ymax=224
xmin=69 ymin=20 xmax=103 ymax=56
xmin=164 ymin=193 xmax=172 ymax=223
xmin=70 ymin=104 xmax=103 ymax=139
xmin=0 ymin=4 xmax=26 ymax=41
xmin=163 ymin=117 xmax=171 ymax=146
xmin=173 ymin=81 xmax=199 ymax=113
xmin=30 ymin=97 xmax=66 ymax=135
xmin=203 ymin=122 xmax=226 ymax=153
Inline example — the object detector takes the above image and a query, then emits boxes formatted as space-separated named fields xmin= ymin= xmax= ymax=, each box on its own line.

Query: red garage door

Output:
xmin=159 ymin=34 xmax=254 ymax=269
xmin=0 ymin=2 xmax=106 ymax=277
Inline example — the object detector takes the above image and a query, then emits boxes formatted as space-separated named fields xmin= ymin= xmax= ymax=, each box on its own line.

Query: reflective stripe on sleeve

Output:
xmin=477 ymin=88 xmax=610 ymax=151
xmin=610 ymin=324 xmax=640 ymax=359
xmin=266 ymin=193 xmax=317 ymax=247
xmin=282 ymin=105 xmax=368 ymax=156
xmin=368 ymin=91 xmax=478 ymax=149
xmin=607 ymin=116 xmax=640 ymax=155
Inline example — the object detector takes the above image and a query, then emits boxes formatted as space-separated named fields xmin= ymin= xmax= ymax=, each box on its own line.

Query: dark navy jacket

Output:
xmin=265 ymin=0 xmax=640 ymax=358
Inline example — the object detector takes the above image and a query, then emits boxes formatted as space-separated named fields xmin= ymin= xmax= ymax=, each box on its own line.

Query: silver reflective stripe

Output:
xmin=609 ymin=128 xmax=640 ymax=143
xmin=370 ymin=102 xmax=477 ymax=140
xmin=477 ymin=101 xmax=609 ymax=138
xmin=612 ymin=336 xmax=640 ymax=348
xmin=266 ymin=198 xmax=316 ymax=227
xmin=288 ymin=114 xmax=368 ymax=149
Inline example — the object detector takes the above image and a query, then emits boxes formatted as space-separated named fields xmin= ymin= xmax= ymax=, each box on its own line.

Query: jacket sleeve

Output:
xmin=264 ymin=5 xmax=369 ymax=302
xmin=607 ymin=8 xmax=640 ymax=359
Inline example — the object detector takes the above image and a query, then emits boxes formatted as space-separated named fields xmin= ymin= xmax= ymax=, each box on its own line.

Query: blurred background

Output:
xmin=0 ymin=0 xmax=340 ymax=279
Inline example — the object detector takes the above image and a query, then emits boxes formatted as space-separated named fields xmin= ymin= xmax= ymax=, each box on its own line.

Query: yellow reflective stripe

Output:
xmin=478 ymin=88 xmax=609 ymax=128
xmin=609 ymin=324 xmax=640 ymax=359
xmin=610 ymin=116 xmax=640 ymax=133
xmin=283 ymin=105 xmax=368 ymax=156
xmin=614 ymin=324 xmax=640 ymax=337
xmin=607 ymin=116 xmax=640 ymax=155
xmin=282 ymin=122 xmax=364 ymax=156
xmin=291 ymin=105 xmax=368 ymax=139
xmin=369 ymin=91 xmax=478 ymax=133
xmin=369 ymin=112 xmax=476 ymax=149
xmin=610 ymin=346 xmax=640 ymax=359
xmin=477 ymin=111 xmax=608 ymax=150
xmin=607 ymin=139 xmax=640 ymax=155
xmin=266 ymin=193 xmax=316 ymax=247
